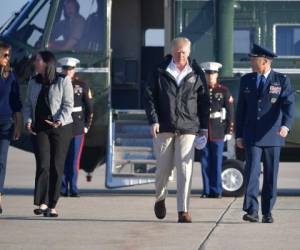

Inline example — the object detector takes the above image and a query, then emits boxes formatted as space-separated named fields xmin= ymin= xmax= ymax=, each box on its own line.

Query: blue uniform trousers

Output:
xmin=200 ymin=140 xmax=224 ymax=195
xmin=0 ymin=119 xmax=12 ymax=194
xmin=243 ymin=146 xmax=280 ymax=216
xmin=61 ymin=134 xmax=85 ymax=195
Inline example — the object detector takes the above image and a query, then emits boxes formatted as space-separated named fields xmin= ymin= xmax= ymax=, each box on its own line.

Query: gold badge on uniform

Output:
xmin=88 ymin=89 xmax=93 ymax=99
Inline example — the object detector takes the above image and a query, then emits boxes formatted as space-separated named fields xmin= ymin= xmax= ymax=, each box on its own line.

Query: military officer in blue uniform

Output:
xmin=236 ymin=44 xmax=295 ymax=223
xmin=199 ymin=62 xmax=234 ymax=198
xmin=58 ymin=57 xmax=94 ymax=197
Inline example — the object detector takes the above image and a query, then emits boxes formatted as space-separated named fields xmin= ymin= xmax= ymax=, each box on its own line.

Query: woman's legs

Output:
xmin=32 ymin=131 xmax=51 ymax=206
xmin=48 ymin=125 xmax=72 ymax=209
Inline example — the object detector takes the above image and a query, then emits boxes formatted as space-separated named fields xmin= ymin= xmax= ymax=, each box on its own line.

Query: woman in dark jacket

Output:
xmin=23 ymin=51 xmax=73 ymax=217
xmin=0 ymin=41 xmax=22 ymax=214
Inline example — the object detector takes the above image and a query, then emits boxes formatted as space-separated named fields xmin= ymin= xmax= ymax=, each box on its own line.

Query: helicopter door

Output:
xmin=107 ymin=0 xmax=164 ymax=187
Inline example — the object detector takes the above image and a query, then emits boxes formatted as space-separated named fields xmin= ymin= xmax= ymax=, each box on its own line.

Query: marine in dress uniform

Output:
xmin=236 ymin=44 xmax=295 ymax=223
xmin=199 ymin=62 xmax=234 ymax=198
xmin=57 ymin=57 xmax=94 ymax=197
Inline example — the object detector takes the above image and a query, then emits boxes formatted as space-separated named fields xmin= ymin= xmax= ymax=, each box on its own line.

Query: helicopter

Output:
xmin=1 ymin=0 xmax=299 ymax=197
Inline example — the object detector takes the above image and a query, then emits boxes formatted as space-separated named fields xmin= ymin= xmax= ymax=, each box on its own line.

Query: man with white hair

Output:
xmin=144 ymin=37 xmax=209 ymax=223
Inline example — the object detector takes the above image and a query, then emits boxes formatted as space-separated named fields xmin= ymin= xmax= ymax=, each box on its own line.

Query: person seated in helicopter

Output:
xmin=79 ymin=0 xmax=104 ymax=51
xmin=50 ymin=0 xmax=85 ymax=50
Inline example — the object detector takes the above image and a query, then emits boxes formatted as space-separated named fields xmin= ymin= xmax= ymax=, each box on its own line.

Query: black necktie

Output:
xmin=258 ymin=75 xmax=265 ymax=97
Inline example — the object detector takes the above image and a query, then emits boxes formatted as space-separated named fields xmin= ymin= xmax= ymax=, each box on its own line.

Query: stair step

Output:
xmin=115 ymin=138 xmax=153 ymax=147
xmin=115 ymin=146 xmax=153 ymax=152
xmin=115 ymin=133 xmax=151 ymax=139
xmin=112 ymin=173 xmax=156 ymax=177
xmin=114 ymin=151 xmax=155 ymax=161
xmin=114 ymin=159 xmax=156 ymax=164
xmin=115 ymin=123 xmax=150 ymax=134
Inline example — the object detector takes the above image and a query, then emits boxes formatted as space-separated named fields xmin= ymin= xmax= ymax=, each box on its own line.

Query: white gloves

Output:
xmin=84 ymin=127 xmax=89 ymax=134
xmin=224 ymin=134 xmax=232 ymax=142
xmin=194 ymin=135 xmax=207 ymax=150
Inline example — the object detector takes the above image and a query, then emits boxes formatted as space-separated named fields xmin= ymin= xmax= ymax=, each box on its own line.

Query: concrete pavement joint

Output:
xmin=198 ymin=197 xmax=237 ymax=250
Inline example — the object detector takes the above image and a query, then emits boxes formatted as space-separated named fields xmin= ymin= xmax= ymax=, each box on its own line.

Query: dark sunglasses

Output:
xmin=1 ymin=53 xmax=10 ymax=59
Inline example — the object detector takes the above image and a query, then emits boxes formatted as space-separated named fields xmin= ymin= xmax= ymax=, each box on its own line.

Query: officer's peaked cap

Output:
xmin=58 ymin=57 xmax=80 ymax=68
xmin=200 ymin=62 xmax=222 ymax=73
xmin=249 ymin=43 xmax=277 ymax=59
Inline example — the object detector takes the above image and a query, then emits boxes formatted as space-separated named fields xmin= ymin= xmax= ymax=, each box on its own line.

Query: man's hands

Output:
xmin=12 ymin=112 xmax=22 ymax=140
xmin=278 ymin=126 xmax=289 ymax=138
xmin=236 ymin=138 xmax=244 ymax=149
xmin=236 ymin=126 xmax=288 ymax=149
xmin=150 ymin=123 xmax=160 ymax=138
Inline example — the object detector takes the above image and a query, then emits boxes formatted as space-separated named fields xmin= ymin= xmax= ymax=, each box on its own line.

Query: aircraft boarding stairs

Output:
xmin=106 ymin=109 xmax=158 ymax=187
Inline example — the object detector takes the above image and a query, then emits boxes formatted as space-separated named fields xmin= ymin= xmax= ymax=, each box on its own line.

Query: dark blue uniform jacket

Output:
xmin=236 ymin=70 xmax=295 ymax=147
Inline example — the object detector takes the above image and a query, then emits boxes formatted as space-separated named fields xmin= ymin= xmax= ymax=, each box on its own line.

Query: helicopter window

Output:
xmin=275 ymin=25 xmax=300 ymax=56
xmin=145 ymin=29 xmax=164 ymax=47
xmin=11 ymin=0 xmax=50 ymax=48
xmin=233 ymin=28 xmax=254 ymax=61
xmin=50 ymin=0 xmax=105 ymax=52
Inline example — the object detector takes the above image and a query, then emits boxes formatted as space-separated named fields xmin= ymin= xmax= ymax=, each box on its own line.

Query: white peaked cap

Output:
xmin=200 ymin=62 xmax=222 ymax=72
xmin=58 ymin=57 xmax=80 ymax=67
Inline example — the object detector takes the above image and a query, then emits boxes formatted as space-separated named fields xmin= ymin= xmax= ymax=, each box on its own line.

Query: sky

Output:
xmin=0 ymin=0 xmax=28 ymax=26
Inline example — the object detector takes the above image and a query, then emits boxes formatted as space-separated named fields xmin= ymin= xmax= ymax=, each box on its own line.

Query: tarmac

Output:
xmin=1 ymin=146 xmax=300 ymax=250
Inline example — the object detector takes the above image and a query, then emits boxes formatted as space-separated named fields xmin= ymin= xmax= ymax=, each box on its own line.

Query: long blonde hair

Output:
xmin=0 ymin=41 xmax=11 ymax=79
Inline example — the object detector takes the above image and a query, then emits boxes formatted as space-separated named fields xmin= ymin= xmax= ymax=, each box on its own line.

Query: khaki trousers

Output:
xmin=153 ymin=133 xmax=195 ymax=212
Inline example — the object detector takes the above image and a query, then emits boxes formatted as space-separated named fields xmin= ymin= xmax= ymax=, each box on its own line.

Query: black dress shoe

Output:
xmin=49 ymin=212 xmax=59 ymax=217
xmin=262 ymin=214 xmax=274 ymax=223
xmin=208 ymin=194 xmax=222 ymax=198
xmin=200 ymin=194 xmax=209 ymax=198
xmin=243 ymin=213 xmax=259 ymax=222
xmin=33 ymin=207 xmax=48 ymax=215
xmin=43 ymin=209 xmax=58 ymax=217
xmin=154 ymin=199 xmax=166 ymax=219
xmin=70 ymin=193 xmax=80 ymax=197
xmin=178 ymin=212 xmax=192 ymax=223
xmin=60 ymin=192 xmax=68 ymax=197
xmin=0 ymin=204 xmax=2 ymax=214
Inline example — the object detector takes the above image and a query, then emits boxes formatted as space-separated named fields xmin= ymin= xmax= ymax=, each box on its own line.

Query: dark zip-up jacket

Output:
xmin=144 ymin=55 xmax=209 ymax=134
